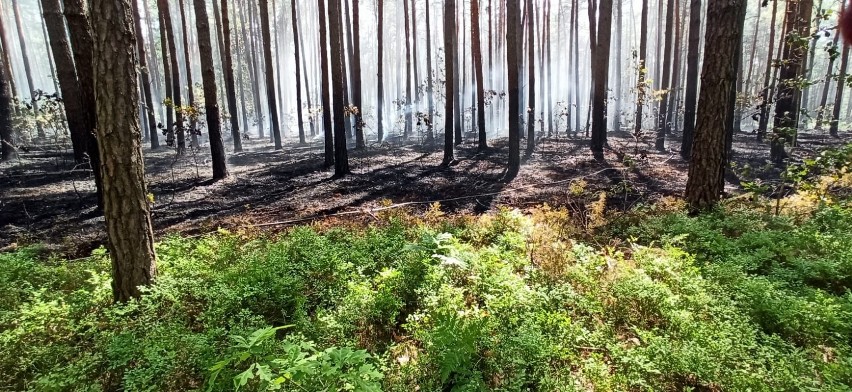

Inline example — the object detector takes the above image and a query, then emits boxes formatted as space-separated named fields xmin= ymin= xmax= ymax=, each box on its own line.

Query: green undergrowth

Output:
xmin=2 ymin=199 xmax=852 ymax=391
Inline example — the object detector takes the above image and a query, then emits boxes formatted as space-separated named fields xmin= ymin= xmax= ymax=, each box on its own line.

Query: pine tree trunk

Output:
xmin=425 ymin=0 xmax=435 ymax=141
xmin=680 ymin=0 xmax=700 ymax=159
xmin=402 ymin=0 xmax=413 ymax=140
xmin=318 ymin=0 xmax=334 ymax=166
xmin=156 ymin=0 xmax=186 ymax=153
xmin=442 ymin=0 xmax=456 ymax=166
xmin=130 ymin=0 xmax=160 ymax=149
xmin=771 ymin=0 xmax=813 ymax=164
xmin=91 ymin=0 xmax=157 ymax=302
xmin=63 ymin=0 xmax=104 ymax=210
xmin=525 ymin=0 xmax=536 ymax=154
xmin=0 ymin=4 xmax=18 ymax=104
xmin=193 ymin=0 xmax=228 ymax=179
xmin=0 ymin=34 xmax=14 ymax=162
xmin=159 ymin=8 xmax=175 ymax=145
xmin=329 ymin=0 xmax=350 ymax=176
xmin=377 ymin=0 xmax=385 ymax=143
xmin=290 ymin=0 xmax=306 ymax=145
xmin=42 ymin=0 xmax=88 ymax=161
xmin=613 ymin=0 xmax=623 ymax=132
xmin=829 ymin=44 xmax=849 ymax=136
xmin=757 ymin=0 xmax=779 ymax=142
xmin=257 ymin=0 xmax=283 ymax=149
xmin=685 ymin=0 xmax=746 ymax=211
xmin=507 ymin=0 xmax=521 ymax=177
xmin=815 ymin=19 xmax=841 ymax=129
xmin=220 ymin=0 xmax=243 ymax=151
xmin=37 ymin=0 xmax=62 ymax=102
xmin=655 ymin=0 xmax=675 ymax=151
xmin=572 ymin=0 xmax=580 ymax=134
xmin=244 ymin=0 xmax=265 ymax=138
xmin=635 ymin=0 xmax=650 ymax=139
xmin=178 ymin=0 xmax=198 ymax=148
xmin=12 ymin=0 xmax=45 ymax=139
xmin=591 ymin=0 xmax=613 ymax=160
xmin=453 ymin=2 xmax=463 ymax=145
xmin=351 ymin=0 xmax=365 ymax=148
xmin=472 ymin=0 xmax=487 ymax=150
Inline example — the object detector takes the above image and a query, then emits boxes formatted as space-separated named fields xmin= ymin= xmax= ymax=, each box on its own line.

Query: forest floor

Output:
xmin=0 ymin=127 xmax=845 ymax=257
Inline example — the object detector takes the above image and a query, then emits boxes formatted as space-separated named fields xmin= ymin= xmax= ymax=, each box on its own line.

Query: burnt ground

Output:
xmin=0 ymin=128 xmax=847 ymax=257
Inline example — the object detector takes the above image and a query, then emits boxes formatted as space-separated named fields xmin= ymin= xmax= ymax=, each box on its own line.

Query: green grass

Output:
xmin=2 ymin=201 xmax=851 ymax=391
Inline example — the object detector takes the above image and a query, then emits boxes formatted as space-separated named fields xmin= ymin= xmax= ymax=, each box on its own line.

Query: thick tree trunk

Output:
xmin=507 ymin=0 xmax=520 ymax=177
xmin=771 ymin=0 xmax=814 ymax=164
xmin=0 ymin=4 xmax=18 ymax=104
xmin=591 ymin=0 xmax=614 ymax=160
xmin=63 ymin=0 xmax=104 ymax=210
xmin=42 ymin=0 xmax=88 ymax=161
xmin=12 ymin=0 xmax=45 ymax=139
xmin=680 ymin=0 xmax=700 ymax=159
xmin=655 ymin=0 xmax=675 ymax=151
xmin=193 ymin=0 xmax=228 ymax=180
xmin=257 ymin=0 xmax=283 ymax=149
xmin=442 ymin=0 xmax=456 ymax=166
xmin=131 ymin=0 xmax=159 ymax=149
xmin=91 ymin=0 xmax=157 ymax=302
xmin=329 ymin=0 xmax=350 ymax=176
xmin=685 ymin=0 xmax=746 ymax=211
xmin=472 ymin=0 xmax=487 ymax=150
xmin=220 ymin=0 xmax=243 ymax=151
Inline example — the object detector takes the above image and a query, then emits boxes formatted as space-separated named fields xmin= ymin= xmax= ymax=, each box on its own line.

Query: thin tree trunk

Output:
xmin=257 ymin=0 xmax=283 ymax=149
xmin=193 ymin=0 xmax=228 ymax=179
xmin=757 ymin=0 xmax=779 ymax=141
xmin=829 ymin=43 xmax=849 ymax=136
xmin=404 ymin=0 xmax=413 ymax=139
xmin=442 ymin=0 xmax=456 ymax=166
xmin=329 ymin=0 xmax=350 ymax=176
xmin=12 ymin=0 xmax=45 ymax=138
xmin=290 ymin=0 xmax=306 ymax=144
xmin=91 ymin=0 xmax=157 ymax=302
xmin=0 ymin=28 xmax=15 ymax=161
xmin=131 ymin=0 xmax=159 ymax=149
xmin=572 ymin=0 xmax=580 ymax=134
xmin=636 ymin=0 xmax=650 ymax=138
xmin=507 ymin=0 xmax=520 ymax=177
xmin=591 ymin=0 xmax=614 ymax=160
xmin=318 ymin=0 xmax=334 ymax=166
xmin=38 ymin=0 xmax=62 ymax=99
xmin=472 ymin=0 xmax=487 ymax=150
xmin=178 ymin=0 xmax=197 ymax=148
xmin=525 ymin=0 xmax=536 ymax=154
xmin=425 ymin=0 xmax=435 ymax=141
xmin=220 ymin=0 xmax=243 ymax=151
xmin=351 ymin=0 xmax=364 ymax=148
xmin=377 ymin=0 xmax=385 ymax=143
xmin=656 ymin=0 xmax=675 ymax=150
xmin=816 ymin=21 xmax=842 ymax=129
xmin=0 ymin=1 xmax=18 ymax=103
xmin=157 ymin=0 xmax=186 ymax=153
xmin=680 ymin=0 xmax=700 ymax=158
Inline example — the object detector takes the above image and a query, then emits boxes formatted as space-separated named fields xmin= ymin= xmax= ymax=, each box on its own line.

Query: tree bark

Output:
xmin=193 ymin=0 xmax=228 ymax=179
xmin=442 ymin=0 xmax=456 ymax=166
xmin=771 ymin=0 xmax=814 ymax=164
xmin=377 ymin=0 xmax=385 ymax=143
xmin=290 ymin=0 xmax=306 ymax=145
xmin=403 ymin=0 xmax=413 ymax=139
xmin=0 ymin=31 xmax=14 ymax=162
xmin=685 ymin=0 xmax=746 ymax=211
xmin=257 ymin=0 xmax=283 ymax=149
xmin=178 ymin=0 xmax=198 ymax=148
xmin=507 ymin=0 xmax=521 ymax=177
xmin=656 ymin=0 xmax=675 ymax=151
xmin=525 ymin=0 xmax=536 ymax=154
xmin=757 ymin=0 xmax=779 ymax=141
xmin=63 ymin=0 xmax=104 ymax=210
xmin=220 ymin=0 xmax=243 ymax=151
xmin=156 ymin=0 xmax=186 ymax=153
xmin=351 ymin=0 xmax=365 ymax=148
xmin=42 ymin=0 xmax=89 ymax=161
xmin=329 ymin=0 xmax=350 ymax=176
xmin=472 ymin=0 xmax=487 ymax=150
xmin=318 ymin=0 xmax=334 ymax=166
xmin=91 ymin=0 xmax=157 ymax=302
xmin=0 ymin=2 xmax=18 ymax=104
xmin=680 ymin=0 xmax=701 ymax=159
xmin=131 ymin=0 xmax=160 ymax=149
xmin=829 ymin=42 xmax=849 ymax=136
xmin=425 ymin=0 xmax=435 ymax=141
xmin=591 ymin=0 xmax=614 ymax=160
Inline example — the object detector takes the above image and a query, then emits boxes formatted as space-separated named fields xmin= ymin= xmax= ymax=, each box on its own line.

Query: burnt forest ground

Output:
xmin=0 ymin=126 xmax=847 ymax=257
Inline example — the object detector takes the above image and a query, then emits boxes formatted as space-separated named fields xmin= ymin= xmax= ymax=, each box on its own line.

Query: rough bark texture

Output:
xmin=91 ymin=0 xmax=157 ymax=302
xmin=318 ymin=0 xmax=334 ymax=167
xmin=771 ymin=0 xmax=813 ymax=164
xmin=42 ymin=0 xmax=88 ymax=161
xmin=258 ymin=0 xmax=283 ymax=149
xmin=220 ymin=0 xmax=243 ymax=151
xmin=329 ymin=0 xmax=350 ymax=176
xmin=131 ymin=0 xmax=159 ymax=149
xmin=291 ymin=0 xmax=306 ymax=145
xmin=0 ymin=3 xmax=17 ymax=103
xmin=507 ymin=0 xmax=520 ymax=177
xmin=193 ymin=0 xmax=228 ymax=180
xmin=442 ymin=0 xmax=456 ymax=166
xmin=680 ymin=0 xmax=700 ymax=159
xmin=685 ymin=0 xmax=746 ymax=211
xmin=63 ymin=0 xmax=104 ymax=209
xmin=590 ymin=0 xmax=613 ymax=160
xmin=472 ymin=0 xmax=487 ymax=150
